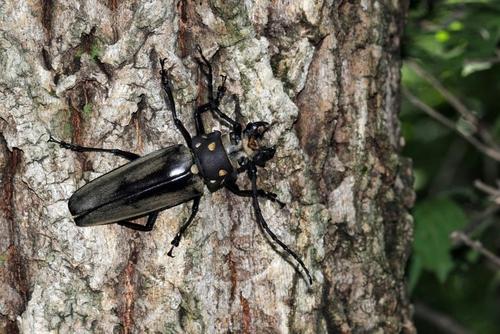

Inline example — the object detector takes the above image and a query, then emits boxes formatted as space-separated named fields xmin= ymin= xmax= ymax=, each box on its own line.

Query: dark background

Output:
xmin=403 ymin=1 xmax=500 ymax=333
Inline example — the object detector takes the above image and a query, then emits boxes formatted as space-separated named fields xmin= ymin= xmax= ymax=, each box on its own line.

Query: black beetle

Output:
xmin=49 ymin=46 xmax=312 ymax=284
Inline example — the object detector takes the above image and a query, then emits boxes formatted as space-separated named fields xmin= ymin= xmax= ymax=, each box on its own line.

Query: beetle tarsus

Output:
xmin=167 ymin=246 xmax=175 ymax=258
xmin=215 ymin=75 xmax=227 ymax=104
xmin=167 ymin=233 xmax=181 ymax=257
xmin=167 ymin=233 xmax=182 ymax=257
xmin=166 ymin=197 xmax=201 ymax=258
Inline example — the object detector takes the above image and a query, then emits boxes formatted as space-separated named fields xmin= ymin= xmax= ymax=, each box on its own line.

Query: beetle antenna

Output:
xmin=247 ymin=163 xmax=313 ymax=285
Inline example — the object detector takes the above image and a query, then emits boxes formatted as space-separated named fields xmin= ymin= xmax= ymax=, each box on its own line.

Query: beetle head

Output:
xmin=241 ymin=121 xmax=275 ymax=167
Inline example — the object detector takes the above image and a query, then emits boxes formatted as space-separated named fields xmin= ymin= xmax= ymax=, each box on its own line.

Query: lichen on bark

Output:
xmin=0 ymin=0 xmax=414 ymax=333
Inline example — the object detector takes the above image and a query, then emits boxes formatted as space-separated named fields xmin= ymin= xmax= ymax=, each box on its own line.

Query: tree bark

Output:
xmin=0 ymin=1 xmax=415 ymax=333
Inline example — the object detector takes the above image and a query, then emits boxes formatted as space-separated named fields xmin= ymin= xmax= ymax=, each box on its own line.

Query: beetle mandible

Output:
xmin=49 ymin=46 xmax=312 ymax=284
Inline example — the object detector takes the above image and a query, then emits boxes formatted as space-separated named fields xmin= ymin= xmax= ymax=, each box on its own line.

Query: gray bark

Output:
xmin=0 ymin=0 xmax=415 ymax=333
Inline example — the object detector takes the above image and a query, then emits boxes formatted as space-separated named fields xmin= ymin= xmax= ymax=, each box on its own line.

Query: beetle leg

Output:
xmin=194 ymin=46 xmax=241 ymax=136
xmin=167 ymin=196 xmax=201 ymax=257
xmin=194 ymin=103 xmax=210 ymax=135
xmin=247 ymin=163 xmax=313 ymax=285
xmin=159 ymin=58 xmax=193 ymax=148
xmin=225 ymin=181 xmax=285 ymax=208
xmin=48 ymin=136 xmax=140 ymax=161
xmin=231 ymin=95 xmax=243 ymax=140
xmin=194 ymin=101 xmax=240 ymax=136
xmin=215 ymin=74 xmax=227 ymax=106
xmin=213 ymin=105 xmax=241 ymax=132
xmin=116 ymin=211 xmax=159 ymax=231
xmin=195 ymin=45 xmax=215 ymax=103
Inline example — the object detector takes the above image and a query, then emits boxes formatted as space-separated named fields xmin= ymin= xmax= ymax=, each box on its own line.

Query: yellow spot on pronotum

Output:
xmin=195 ymin=142 xmax=201 ymax=148
xmin=190 ymin=164 xmax=199 ymax=174
xmin=218 ymin=169 xmax=227 ymax=177
xmin=208 ymin=142 xmax=216 ymax=151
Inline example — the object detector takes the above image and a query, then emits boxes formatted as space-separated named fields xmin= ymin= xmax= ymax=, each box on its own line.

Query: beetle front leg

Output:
xmin=167 ymin=196 xmax=201 ymax=257
xmin=194 ymin=104 xmax=210 ymax=135
xmin=196 ymin=50 xmax=227 ymax=106
xmin=194 ymin=102 xmax=241 ymax=137
xmin=193 ymin=71 xmax=228 ymax=136
xmin=195 ymin=45 xmax=215 ymax=103
xmin=48 ymin=136 xmax=140 ymax=161
xmin=194 ymin=47 xmax=241 ymax=136
xmin=117 ymin=211 xmax=159 ymax=231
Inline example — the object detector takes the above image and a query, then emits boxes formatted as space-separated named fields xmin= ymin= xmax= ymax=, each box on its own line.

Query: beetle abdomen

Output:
xmin=68 ymin=145 xmax=203 ymax=225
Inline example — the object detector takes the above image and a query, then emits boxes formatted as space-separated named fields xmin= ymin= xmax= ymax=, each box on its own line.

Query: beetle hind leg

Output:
xmin=117 ymin=211 xmax=159 ymax=231
xmin=167 ymin=196 xmax=201 ymax=257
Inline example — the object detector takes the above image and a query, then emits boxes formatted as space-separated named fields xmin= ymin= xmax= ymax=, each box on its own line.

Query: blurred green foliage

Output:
xmin=411 ymin=197 xmax=467 ymax=289
xmin=403 ymin=0 xmax=500 ymax=332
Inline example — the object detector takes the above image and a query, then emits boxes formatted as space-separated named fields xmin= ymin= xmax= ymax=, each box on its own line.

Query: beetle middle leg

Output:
xmin=167 ymin=196 xmax=201 ymax=257
xmin=48 ymin=136 xmax=140 ymax=161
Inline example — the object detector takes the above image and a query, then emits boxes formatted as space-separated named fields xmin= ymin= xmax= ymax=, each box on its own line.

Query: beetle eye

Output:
xmin=238 ymin=157 xmax=249 ymax=166
xmin=244 ymin=122 xmax=270 ymax=140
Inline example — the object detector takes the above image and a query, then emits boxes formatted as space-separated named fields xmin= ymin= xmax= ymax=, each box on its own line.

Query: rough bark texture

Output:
xmin=0 ymin=1 xmax=415 ymax=333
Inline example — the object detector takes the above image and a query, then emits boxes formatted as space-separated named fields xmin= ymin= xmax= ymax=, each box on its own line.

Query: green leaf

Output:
xmin=449 ymin=21 xmax=464 ymax=31
xmin=414 ymin=34 xmax=467 ymax=59
xmin=435 ymin=30 xmax=450 ymax=43
xmin=412 ymin=197 xmax=468 ymax=283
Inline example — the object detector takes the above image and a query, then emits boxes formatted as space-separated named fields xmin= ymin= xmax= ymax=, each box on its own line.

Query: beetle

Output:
xmin=49 ymin=46 xmax=312 ymax=284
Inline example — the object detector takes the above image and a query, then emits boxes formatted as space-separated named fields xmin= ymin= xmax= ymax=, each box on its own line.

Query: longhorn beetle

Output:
xmin=49 ymin=46 xmax=312 ymax=284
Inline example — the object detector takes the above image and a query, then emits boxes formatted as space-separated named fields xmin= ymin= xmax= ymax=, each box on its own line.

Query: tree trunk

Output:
xmin=0 ymin=1 xmax=415 ymax=333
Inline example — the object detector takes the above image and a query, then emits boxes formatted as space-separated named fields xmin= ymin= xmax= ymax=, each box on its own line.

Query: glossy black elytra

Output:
xmin=49 ymin=46 xmax=312 ymax=284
